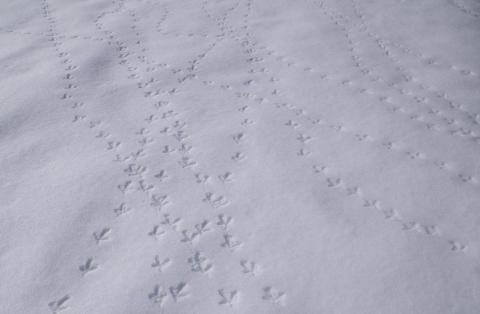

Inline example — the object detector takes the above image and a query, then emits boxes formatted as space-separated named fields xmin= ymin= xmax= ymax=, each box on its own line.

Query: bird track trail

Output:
xmin=3 ymin=0 xmax=479 ymax=313
xmin=41 ymin=0 xmax=280 ymax=311
xmin=208 ymin=0 xmax=474 ymax=256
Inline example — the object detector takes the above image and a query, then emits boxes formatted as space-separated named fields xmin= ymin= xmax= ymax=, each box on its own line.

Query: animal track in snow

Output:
xmin=311 ymin=162 xmax=469 ymax=251
xmin=148 ymin=225 xmax=166 ymax=239
xmin=160 ymin=214 xmax=182 ymax=230
xmin=231 ymin=152 xmax=246 ymax=161
xmin=285 ymin=119 xmax=299 ymax=128
xmin=117 ymin=180 xmax=132 ymax=193
xmin=218 ymin=171 xmax=233 ymax=183
xmin=240 ymin=259 xmax=258 ymax=276
xmin=154 ymin=170 xmax=169 ymax=181
xmin=107 ymin=141 xmax=121 ymax=150
xmin=221 ymin=233 xmax=242 ymax=251
xmin=93 ymin=228 xmax=111 ymax=244
xmin=326 ymin=177 xmax=343 ymax=188
xmin=297 ymin=133 xmax=312 ymax=143
xmin=195 ymin=172 xmax=211 ymax=184
xmin=151 ymin=255 xmax=171 ymax=273
xmin=232 ymin=132 xmax=245 ymax=144
xmin=114 ymin=203 xmax=131 ymax=216
xmin=217 ymin=214 xmax=233 ymax=231
xmin=298 ymin=148 xmax=311 ymax=156
xmin=172 ymin=130 xmax=188 ymax=142
xmin=218 ymin=289 xmax=238 ymax=307
xmin=72 ymin=114 xmax=85 ymax=122
xmin=188 ymin=251 xmax=213 ymax=274
xmin=194 ymin=220 xmax=211 ymax=235
xmin=181 ymin=229 xmax=199 ymax=245
xmin=241 ymin=118 xmax=254 ymax=125
xmin=48 ymin=295 xmax=70 ymax=313
xmin=21 ymin=2 xmax=478 ymax=312
xmin=138 ymin=180 xmax=154 ymax=192
xmin=150 ymin=194 xmax=170 ymax=210
xmin=130 ymin=149 xmax=146 ymax=160
xmin=138 ymin=137 xmax=153 ymax=146
xmin=449 ymin=240 xmax=467 ymax=252
xmin=79 ymin=257 xmax=98 ymax=276
xmin=458 ymin=174 xmax=477 ymax=184
xmin=124 ymin=164 xmax=147 ymax=176
xmin=169 ymin=282 xmax=189 ymax=302
xmin=178 ymin=156 xmax=197 ymax=168
xmin=178 ymin=143 xmax=193 ymax=154
xmin=272 ymin=83 xmax=477 ymax=188
xmin=148 ymin=285 xmax=167 ymax=305
xmin=262 ymin=286 xmax=285 ymax=305
xmin=203 ymin=192 xmax=229 ymax=208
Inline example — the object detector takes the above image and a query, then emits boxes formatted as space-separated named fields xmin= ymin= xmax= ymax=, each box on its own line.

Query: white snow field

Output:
xmin=1 ymin=0 xmax=480 ymax=313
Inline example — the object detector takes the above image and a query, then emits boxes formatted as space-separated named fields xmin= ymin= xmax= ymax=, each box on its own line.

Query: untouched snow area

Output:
xmin=1 ymin=0 xmax=480 ymax=313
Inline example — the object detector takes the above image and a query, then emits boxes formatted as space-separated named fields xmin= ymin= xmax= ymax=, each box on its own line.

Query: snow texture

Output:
xmin=1 ymin=0 xmax=480 ymax=313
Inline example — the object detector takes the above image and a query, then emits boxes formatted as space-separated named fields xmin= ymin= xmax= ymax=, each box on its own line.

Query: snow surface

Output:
xmin=1 ymin=0 xmax=480 ymax=313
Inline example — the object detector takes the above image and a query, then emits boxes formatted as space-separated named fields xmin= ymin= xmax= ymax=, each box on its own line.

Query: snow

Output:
xmin=1 ymin=0 xmax=480 ymax=313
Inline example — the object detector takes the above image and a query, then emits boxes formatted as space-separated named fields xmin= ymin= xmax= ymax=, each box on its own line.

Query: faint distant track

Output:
xmin=347 ymin=0 xmax=480 ymax=122
xmin=449 ymin=0 xmax=480 ymax=18
xmin=313 ymin=0 xmax=480 ymax=146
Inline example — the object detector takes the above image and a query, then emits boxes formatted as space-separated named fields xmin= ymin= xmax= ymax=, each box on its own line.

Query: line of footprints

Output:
xmin=43 ymin=0 xmax=480 ymax=310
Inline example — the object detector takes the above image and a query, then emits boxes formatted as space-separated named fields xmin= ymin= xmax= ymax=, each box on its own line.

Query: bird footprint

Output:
xmin=240 ymin=259 xmax=257 ymax=276
xmin=169 ymin=282 xmax=189 ymax=302
xmin=217 ymin=214 xmax=233 ymax=230
xmin=154 ymin=170 xmax=169 ymax=182
xmin=218 ymin=172 xmax=233 ymax=183
xmin=48 ymin=295 xmax=70 ymax=313
xmin=149 ymin=285 xmax=167 ymax=305
xmin=221 ymin=233 xmax=242 ymax=251
xmin=151 ymin=255 xmax=171 ymax=273
xmin=160 ymin=214 xmax=181 ymax=230
xmin=262 ymin=286 xmax=285 ymax=305
xmin=148 ymin=225 xmax=166 ymax=239
xmin=188 ymin=251 xmax=213 ymax=274
xmin=203 ymin=192 xmax=228 ymax=208
xmin=150 ymin=194 xmax=170 ymax=210
xmin=93 ymin=228 xmax=111 ymax=244
xmin=114 ymin=203 xmax=131 ymax=216
xmin=232 ymin=132 xmax=245 ymax=144
xmin=195 ymin=172 xmax=210 ymax=184
xmin=218 ymin=289 xmax=238 ymax=307
xmin=79 ymin=258 xmax=98 ymax=276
